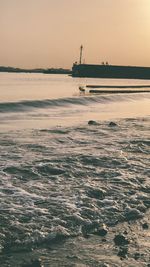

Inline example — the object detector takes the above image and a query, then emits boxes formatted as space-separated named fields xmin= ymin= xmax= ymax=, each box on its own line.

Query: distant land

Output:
xmin=0 ymin=66 xmax=71 ymax=74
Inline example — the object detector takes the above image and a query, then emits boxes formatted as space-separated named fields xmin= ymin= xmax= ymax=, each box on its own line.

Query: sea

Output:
xmin=0 ymin=72 xmax=150 ymax=267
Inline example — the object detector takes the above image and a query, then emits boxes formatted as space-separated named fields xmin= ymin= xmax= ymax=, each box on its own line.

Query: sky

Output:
xmin=0 ymin=0 xmax=150 ymax=69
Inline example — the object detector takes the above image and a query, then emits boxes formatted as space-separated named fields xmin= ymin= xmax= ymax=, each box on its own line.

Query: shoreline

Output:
xmin=0 ymin=67 xmax=71 ymax=75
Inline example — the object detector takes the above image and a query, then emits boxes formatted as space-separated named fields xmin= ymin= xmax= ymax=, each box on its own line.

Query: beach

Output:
xmin=0 ymin=73 xmax=150 ymax=266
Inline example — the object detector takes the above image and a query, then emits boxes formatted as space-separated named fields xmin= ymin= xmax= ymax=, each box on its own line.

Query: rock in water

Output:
xmin=124 ymin=208 xmax=143 ymax=221
xmin=117 ymin=246 xmax=128 ymax=258
xmin=142 ymin=222 xmax=149 ymax=230
xmin=94 ymin=224 xmax=108 ymax=237
xmin=22 ymin=259 xmax=43 ymax=267
xmin=134 ymin=252 xmax=141 ymax=260
xmin=88 ymin=120 xmax=99 ymax=125
xmin=109 ymin=121 xmax=117 ymax=127
xmin=113 ymin=234 xmax=129 ymax=246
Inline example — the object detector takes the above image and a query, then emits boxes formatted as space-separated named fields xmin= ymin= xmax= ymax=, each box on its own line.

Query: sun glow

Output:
xmin=0 ymin=0 xmax=150 ymax=68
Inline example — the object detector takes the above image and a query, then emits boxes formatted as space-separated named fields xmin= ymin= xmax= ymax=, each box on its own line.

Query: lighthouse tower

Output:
xmin=79 ymin=45 xmax=83 ymax=64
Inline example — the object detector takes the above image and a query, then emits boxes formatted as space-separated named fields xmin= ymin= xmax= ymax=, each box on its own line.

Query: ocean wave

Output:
xmin=0 ymin=93 xmax=149 ymax=113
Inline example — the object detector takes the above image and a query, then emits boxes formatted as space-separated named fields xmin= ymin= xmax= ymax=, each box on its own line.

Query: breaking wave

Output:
xmin=0 ymin=93 xmax=149 ymax=113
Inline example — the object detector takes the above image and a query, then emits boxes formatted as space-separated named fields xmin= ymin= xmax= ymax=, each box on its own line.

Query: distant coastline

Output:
xmin=0 ymin=66 xmax=71 ymax=74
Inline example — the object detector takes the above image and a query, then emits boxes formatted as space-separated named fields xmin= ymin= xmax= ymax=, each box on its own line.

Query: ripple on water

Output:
xmin=0 ymin=117 xmax=149 ymax=258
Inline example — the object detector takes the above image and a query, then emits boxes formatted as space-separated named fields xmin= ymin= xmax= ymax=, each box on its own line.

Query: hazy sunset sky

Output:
xmin=0 ymin=0 xmax=150 ymax=68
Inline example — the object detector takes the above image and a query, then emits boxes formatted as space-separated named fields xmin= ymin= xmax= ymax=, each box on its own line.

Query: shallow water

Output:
xmin=0 ymin=73 xmax=150 ymax=266
xmin=0 ymin=73 xmax=150 ymax=130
